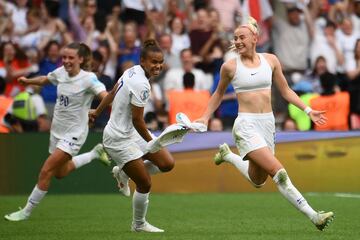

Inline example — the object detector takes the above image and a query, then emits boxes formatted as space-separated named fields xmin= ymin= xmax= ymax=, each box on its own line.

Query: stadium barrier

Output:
xmin=1 ymin=131 xmax=359 ymax=194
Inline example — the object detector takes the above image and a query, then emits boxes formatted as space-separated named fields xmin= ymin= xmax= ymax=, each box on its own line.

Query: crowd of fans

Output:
xmin=0 ymin=0 xmax=360 ymax=134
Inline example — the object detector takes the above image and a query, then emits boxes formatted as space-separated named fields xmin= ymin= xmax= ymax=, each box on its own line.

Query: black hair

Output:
xmin=44 ymin=40 xmax=60 ymax=55
xmin=92 ymin=50 xmax=103 ymax=63
xmin=320 ymin=72 xmax=337 ymax=96
xmin=140 ymin=39 xmax=162 ymax=59
xmin=183 ymin=72 xmax=195 ymax=89
xmin=66 ymin=42 xmax=92 ymax=71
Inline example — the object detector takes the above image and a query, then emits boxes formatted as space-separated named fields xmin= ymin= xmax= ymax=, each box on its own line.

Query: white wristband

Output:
xmin=304 ymin=106 xmax=312 ymax=115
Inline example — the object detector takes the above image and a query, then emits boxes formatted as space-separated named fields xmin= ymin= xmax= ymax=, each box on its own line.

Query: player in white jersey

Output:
xmin=4 ymin=43 xmax=110 ymax=222
xmin=196 ymin=17 xmax=334 ymax=231
xmin=89 ymin=39 xmax=174 ymax=233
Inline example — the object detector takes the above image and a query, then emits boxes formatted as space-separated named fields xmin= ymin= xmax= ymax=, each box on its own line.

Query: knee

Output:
xmin=39 ymin=168 xmax=54 ymax=181
xmin=272 ymin=168 xmax=289 ymax=186
xmin=136 ymin=177 xmax=152 ymax=193
xmin=157 ymin=157 xmax=175 ymax=172
xmin=158 ymin=161 xmax=174 ymax=172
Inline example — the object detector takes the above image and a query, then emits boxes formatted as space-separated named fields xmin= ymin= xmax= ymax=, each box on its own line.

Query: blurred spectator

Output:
xmin=7 ymin=87 xmax=50 ymax=132
xmin=163 ymin=48 xmax=212 ymax=91
xmin=346 ymin=38 xmax=360 ymax=129
xmin=240 ymin=0 xmax=273 ymax=52
xmin=302 ymin=56 xmax=329 ymax=94
xmin=0 ymin=41 xmax=31 ymax=97
xmin=0 ymin=76 xmax=13 ymax=133
xmin=189 ymin=8 xmax=221 ymax=63
xmin=5 ymin=0 xmax=29 ymax=36
xmin=336 ymin=17 xmax=360 ymax=74
xmin=210 ymin=0 xmax=242 ymax=33
xmin=208 ymin=117 xmax=223 ymax=131
xmin=158 ymin=33 xmax=181 ymax=70
xmin=144 ymin=111 xmax=160 ymax=131
xmin=288 ymin=80 xmax=318 ymax=131
xmin=310 ymin=72 xmax=350 ymax=131
xmin=272 ymin=2 xmax=314 ymax=115
xmin=211 ymin=70 xmax=238 ymax=130
xmin=38 ymin=40 xmax=61 ymax=118
xmin=117 ymin=21 xmax=141 ymax=73
xmin=282 ymin=117 xmax=298 ymax=131
xmin=90 ymin=50 xmax=114 ymax=131
xmin=310 ymin=19 xmax=344 ymax=74
xmin=169 ymin=16 xmax=191 ymax=57
xmin=167 ymin=72 xmax=210 ymax=124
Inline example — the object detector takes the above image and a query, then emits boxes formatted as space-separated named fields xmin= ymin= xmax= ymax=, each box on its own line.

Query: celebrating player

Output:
xmin=4 ymin=42 xmax=110 ymax=222
xmin=196 ymin=17 xmax=334 ymax=231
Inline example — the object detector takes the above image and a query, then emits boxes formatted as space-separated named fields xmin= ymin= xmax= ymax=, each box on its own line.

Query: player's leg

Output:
xmin=122 ymin=159 xmax=164 ymax=233
xmin=214 ymin=143 xmax=266 ymax=188
xmin=54 ymin=143 xmax=110 ymax=179
xmin=4 ymin=149 xmax=71 ymax=221
xmin=143 ymin=148 xmax=175 ymax=173
xmin=246 ymin=147 xmax=334 ymax=230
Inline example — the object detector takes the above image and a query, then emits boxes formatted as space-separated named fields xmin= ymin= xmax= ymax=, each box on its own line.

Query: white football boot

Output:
xmin=131 ymin=221 xmax=164 ymax=233
xmin=4 ymin=208 xmax=29 ymax=222
xmin=112 ymin=166 xmax=130 ymax=197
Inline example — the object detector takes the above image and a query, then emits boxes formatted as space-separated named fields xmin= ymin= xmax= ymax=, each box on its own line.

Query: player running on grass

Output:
xmin=196 ymin=17 xmax=334 ymax=231
xmin=4 ymin=42 xmax=110 ymax=222
xmin=89 ymin=39 xmax=174 ymax=233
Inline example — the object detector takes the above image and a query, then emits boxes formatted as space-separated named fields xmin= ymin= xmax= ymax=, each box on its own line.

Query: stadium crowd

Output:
xmin=0 ymin=0 xmax=360 ymax=133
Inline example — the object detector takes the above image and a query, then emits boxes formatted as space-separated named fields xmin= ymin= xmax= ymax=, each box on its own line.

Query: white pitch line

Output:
xmin=306 ymin=192 xmax=360 ymax=199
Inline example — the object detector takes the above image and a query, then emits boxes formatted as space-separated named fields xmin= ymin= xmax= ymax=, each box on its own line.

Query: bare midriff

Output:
xmin=236 ymin=89 xmax=272 ymax=113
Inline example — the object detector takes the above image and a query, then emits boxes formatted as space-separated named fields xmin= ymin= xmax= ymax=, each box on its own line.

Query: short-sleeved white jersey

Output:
xmin=105 ymin=65 xmax=151 ymax=139
xmin=47 ymin=66 xmax=105 ymax=140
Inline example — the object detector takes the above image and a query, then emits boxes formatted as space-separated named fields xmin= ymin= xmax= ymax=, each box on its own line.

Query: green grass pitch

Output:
xmin=1 ymin=193 xmax=359 ymax=240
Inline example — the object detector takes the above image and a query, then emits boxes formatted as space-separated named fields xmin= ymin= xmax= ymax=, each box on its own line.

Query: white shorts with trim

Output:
xmin=232 ymin=112 xmax=275 ymax=160
xmin=49 ymin=133 xmax=85 ymax=157
xmin=103 ymin=129 xmax=154 ymax=170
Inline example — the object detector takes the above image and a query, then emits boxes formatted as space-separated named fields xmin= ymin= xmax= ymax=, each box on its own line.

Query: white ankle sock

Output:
xmin=23 ymin=185 xmax=47 ymax=216
xmin=144 ymin=160 xmax=161 ymax=175
xmin=223 ymin=152 xmax=252 ymax=182
xmin=132 ymin=190 xmax=149 ymax=226
xmin=72 ymin=150 xmax=97 ymax=169
xmin=273 ymin=169 xmax=317 ymax=219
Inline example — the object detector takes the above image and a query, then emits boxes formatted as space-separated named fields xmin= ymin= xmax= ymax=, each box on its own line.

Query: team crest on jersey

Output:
xmin=140 ymin=90 xmax=150 ymax=101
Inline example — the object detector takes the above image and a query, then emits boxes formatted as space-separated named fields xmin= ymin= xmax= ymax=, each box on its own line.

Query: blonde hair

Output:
xmin=229 ymin=16 xmax=259 ymax=52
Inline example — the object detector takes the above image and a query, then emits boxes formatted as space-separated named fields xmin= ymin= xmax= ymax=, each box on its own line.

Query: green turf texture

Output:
xmin=1 ymin=193 xmax=359 ymax=240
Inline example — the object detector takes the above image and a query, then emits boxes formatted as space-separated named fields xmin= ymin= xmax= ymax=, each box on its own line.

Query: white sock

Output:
xmin=144 ymin=160 xmax=161 ymax=175
xmin=223 ymin=152 xmax=252 ymax=182
xmin=273 ymin=169 xmax=317 ymax=219
xmin=132 ymin=190 xmax=149 ymax=226
xmin=23 ymin=185 xmax=47 ymax=216
xmin=72 ymin=150 xmax=97 ymax=169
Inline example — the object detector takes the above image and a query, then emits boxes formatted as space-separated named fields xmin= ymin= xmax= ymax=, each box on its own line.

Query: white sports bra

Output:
xmin=231 ymin=53 xmax=272 ymax=93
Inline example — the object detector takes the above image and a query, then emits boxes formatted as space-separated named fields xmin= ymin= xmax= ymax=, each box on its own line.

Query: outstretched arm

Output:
xmin=197 ymin=61 xmax=233 ymax=125
xmin=271 ymin=54 xmax=327 ymax=126
xmin=18 ymin=76 xmax=50 ymax=86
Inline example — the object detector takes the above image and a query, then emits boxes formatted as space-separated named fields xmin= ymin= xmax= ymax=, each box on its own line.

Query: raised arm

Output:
xmin=198 ymin=60 xmax=233 ymax=124
xmin=271 ymin=54 xmax=327 ymax=126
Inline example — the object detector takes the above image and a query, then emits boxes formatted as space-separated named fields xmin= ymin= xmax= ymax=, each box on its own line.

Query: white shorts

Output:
xmin=49 ymin=133 xmax=85 ymax=157
xmin=103 ymin=130 xmax=154 ymax=170
xmin=232 ymin=112 xmax=275 ymax=160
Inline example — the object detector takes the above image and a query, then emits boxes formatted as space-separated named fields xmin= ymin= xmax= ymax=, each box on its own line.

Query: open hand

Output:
xmin=309 ymin=110 xmax=327 ymax=126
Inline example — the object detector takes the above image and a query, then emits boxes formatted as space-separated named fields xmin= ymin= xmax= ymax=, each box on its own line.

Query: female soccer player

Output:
xmin=197 ymin=17 xmax=334 ymax=231
xmin=89 ymin=39 xmax=174 ymax=233
xmin=4 ymin=42 xmax=110 ymax=221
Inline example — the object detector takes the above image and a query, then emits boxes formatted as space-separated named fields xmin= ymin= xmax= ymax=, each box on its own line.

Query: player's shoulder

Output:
xmin=261 ymin=53 xmax=278 ymax=64
xmin=222 ymin=57 xmax=237 ymax=75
